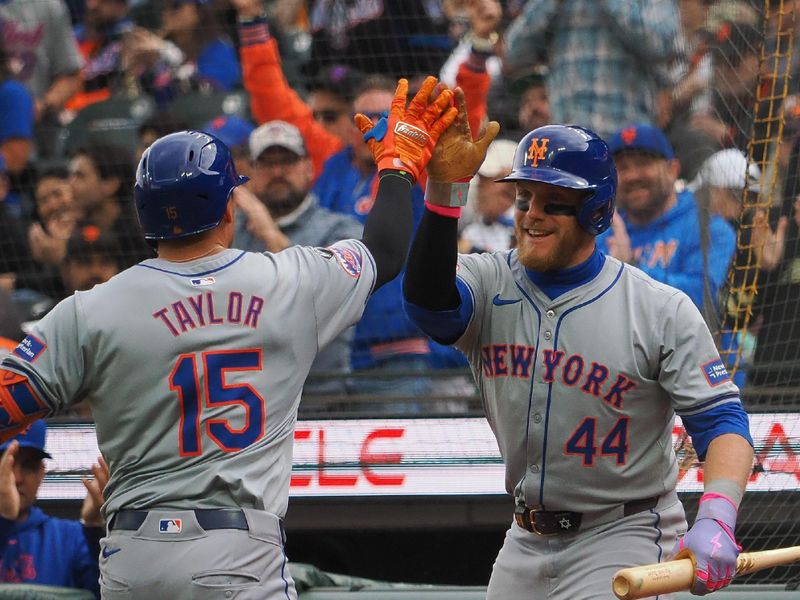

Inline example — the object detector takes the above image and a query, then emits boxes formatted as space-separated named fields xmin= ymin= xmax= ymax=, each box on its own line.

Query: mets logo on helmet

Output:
xmin=526 ymin=138 xmax=549 ymax=167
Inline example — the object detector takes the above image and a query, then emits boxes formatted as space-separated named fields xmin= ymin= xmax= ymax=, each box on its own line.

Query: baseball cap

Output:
xmin=607 ymin=123 xmax=675 ymax=160
xmin=0 ymin=420 xmax=52 ymax=459
xmin=689 ymin=148 xmax=761 ymax=193
xmin=478 ymin=139 xmax=518 ymax=179
xmin=249 ymin=120 xmax=307 ymax=161
xmin=65 ymin=225 xmax=122 ymax=264
xmin=202 ymin=115 xmax=255 ymax=150
xmin=308 ymin=64 xmax=364 ymax=102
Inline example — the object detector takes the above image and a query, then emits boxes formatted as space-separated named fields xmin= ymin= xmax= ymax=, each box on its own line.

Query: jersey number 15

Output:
xmin=169 ymin=349 xmax=265 ymax=456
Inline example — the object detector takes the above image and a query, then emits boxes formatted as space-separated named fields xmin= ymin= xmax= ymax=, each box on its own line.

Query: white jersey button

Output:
xmin=543 ymin=331 xmax=552 ymax=340
xmin=546 ymin=310 xmax=555 ymax=318
xmin=530 ymin=464 xmax=540 ymax=473
xmin=533 ymin=413 xmax=542 ymax=423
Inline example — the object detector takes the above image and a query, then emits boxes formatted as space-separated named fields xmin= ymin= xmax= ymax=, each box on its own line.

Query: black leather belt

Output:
xmin=110 ymin=509 xmax=248 ymax=532
xmin=514 ymin=496 xmax=659 ymax=536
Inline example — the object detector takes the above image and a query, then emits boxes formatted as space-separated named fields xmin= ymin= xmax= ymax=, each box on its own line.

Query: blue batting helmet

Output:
xmin=498 ymin=125 xmax=617 ymax=235
xmin=134 ymin=130 xmax=249 ymax=240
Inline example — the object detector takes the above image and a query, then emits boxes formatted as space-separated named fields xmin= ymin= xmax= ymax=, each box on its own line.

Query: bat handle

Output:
xmin=612 ymin=559 xmax=695 ymax=600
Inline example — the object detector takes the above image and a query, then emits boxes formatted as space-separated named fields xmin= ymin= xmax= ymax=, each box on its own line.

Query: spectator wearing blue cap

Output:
xmin=0 ymin=420 xmax=108 ymax=596
xmin=597 ymin=123 xmax=736 ymax=319
xmin=203 ymin=114 xmax=255 ymax=178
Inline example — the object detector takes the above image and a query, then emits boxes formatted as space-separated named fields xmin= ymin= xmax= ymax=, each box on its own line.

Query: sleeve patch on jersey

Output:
xmin=329 ymin=245 xmax=363 ymax=278
xmin=701 ymin=358 xmax=731 ymax=387
xmin=13 ymin=335 xmax=47 ymax=363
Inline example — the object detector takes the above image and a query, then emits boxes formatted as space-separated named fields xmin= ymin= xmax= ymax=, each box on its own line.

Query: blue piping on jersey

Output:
xmin=509 ymin=252 xmax=542 ymax=504
xmin=674 ymin=392 xmax=740 ymax=415
xmin=539 ymin=262 xmax=625 ymax=508
xmin=135 ymin=251 xmax=247 ymax=276
xmin=0 ymin=359 xmax=56 ymax=414
xmin=649 ymin=507 xmax=665 ymax=600
xmin=280 ymin=546 xmax=291 ymax=599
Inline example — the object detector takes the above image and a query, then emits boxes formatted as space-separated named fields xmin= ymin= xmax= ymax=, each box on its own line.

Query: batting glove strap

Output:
xmin=675 ymin=495 xmax=740 ymax=595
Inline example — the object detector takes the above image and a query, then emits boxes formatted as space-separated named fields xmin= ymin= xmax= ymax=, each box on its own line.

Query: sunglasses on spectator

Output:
xmin=313 ymin=109 xmax=344 ymax=124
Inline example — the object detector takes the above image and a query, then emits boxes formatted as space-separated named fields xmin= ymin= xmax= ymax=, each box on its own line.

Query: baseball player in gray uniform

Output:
xmin=0 ymin=76 xmax=456 ymax=599
xmin=400 ymin=104 xmax=754 ymax=598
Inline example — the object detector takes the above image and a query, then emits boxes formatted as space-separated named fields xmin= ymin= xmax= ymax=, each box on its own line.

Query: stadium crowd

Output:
xmin=1 ymin=0 xmax=800 ymax=406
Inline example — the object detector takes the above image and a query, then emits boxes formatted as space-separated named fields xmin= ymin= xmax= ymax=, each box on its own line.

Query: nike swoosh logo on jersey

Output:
xmin=492 ymin=294 xmax=521 ymax=306
xmin=102 ymin=547 xmax=122 ymax=558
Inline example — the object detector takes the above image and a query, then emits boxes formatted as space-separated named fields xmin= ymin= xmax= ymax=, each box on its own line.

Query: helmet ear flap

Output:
xmin=577 ymin=190 xmax=615 ymax=235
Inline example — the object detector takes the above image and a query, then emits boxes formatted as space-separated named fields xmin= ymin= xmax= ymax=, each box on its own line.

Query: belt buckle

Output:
xmin=529 ymin=510 xmax=558 ymax=537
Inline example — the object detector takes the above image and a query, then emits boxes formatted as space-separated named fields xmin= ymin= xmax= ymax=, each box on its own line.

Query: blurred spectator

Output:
xmin=121 ymin=0 xmax=241 ymax=105
xmin=0 ymin=0 xmax=83 ymax=122
xmin=504 ymin=0 xmax=681 ymax=139
xmin=671 ymin=0 xmax=714 ymax=119
xmin=306 ymin=63 xmax=365 ymax=145
xmin=135 ymin=112 xmax=189 ymax=162
xmin=690 ymin=20 xmax=765 ymax=160
xmin=0 ymin=156 xmax=34 ymax=293
xmin=438 ymin=0 xmax=502 ymax=137
xmin=598 ymin=123 xmax=736 ymax=317
xmin=68 ymin=142 xmax=151 ymax=267
xmin=306 ymin=0 xmax=451 ymax=79
xmin=688 ymin=148 xmax=780 ymax=386
xmin=458 ymin=138 xmax=517 ymax=254
xmin=28 ymin=167 xmax=79 ymax=268
xmin=67 ymin=0 xmax=132 ymax=112
xmin=59 ymin=225 xmax=122 ymax=297
xmin=483 ymin=65 xmax=550 ymax=142
xmin=202 ymin=114 xmax=255 ymax=178
xmin=234 ymin=120 xmax=362 ymax=394
xmin=0 ymin=38 xmax=35 ymax=178
xmin=752 ymin=134 xmax=800 ymax=387
xmin=235 ymin=0 xmax=348 ymax=178
xmin=0 ymin=421 xmax=106 ymax=596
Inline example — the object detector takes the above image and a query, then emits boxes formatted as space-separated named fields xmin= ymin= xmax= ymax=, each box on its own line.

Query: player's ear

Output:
xmin=222 ymin=200 xmax=235 ymax=224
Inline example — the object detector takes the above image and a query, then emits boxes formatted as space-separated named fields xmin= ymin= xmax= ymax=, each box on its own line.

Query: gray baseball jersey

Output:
xmin=2 ymin=242 xmax=374 ymax=519
xmin=453 ymin=251 xmax=740 ymax=513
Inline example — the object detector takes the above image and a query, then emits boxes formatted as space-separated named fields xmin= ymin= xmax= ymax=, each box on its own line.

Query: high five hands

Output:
xmin=354 ymin=76 xmax=458 ymax=183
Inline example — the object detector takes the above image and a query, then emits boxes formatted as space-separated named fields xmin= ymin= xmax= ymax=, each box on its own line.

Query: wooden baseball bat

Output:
xmin=612 ymin=546 xmax=800 ymax=600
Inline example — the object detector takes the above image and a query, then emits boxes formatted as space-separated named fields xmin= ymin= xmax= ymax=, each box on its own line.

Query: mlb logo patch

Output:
xmin=330 ymin=245 xmax=363 ymax=278
xmin=190 ymin=277 xmax=216 ymax=287
xmin=701 ymin=359 xmax=731 ymax=387
xmin=13 ymin=335 xmax=47 ymax=363
xmin=159 ymin=519 xmax=183 ymax=533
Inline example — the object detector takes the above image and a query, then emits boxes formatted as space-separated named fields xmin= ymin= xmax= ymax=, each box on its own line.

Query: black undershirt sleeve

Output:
xmin=403 ymin=208 xmax=461 ymax=311
xmin=361 ymin=171 xmax=414 ymax=290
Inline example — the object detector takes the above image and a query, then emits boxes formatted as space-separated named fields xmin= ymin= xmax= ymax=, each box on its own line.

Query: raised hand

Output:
xmin=427 ymin=86 xmax=499 ymax=184
xmin=354 ymin=76 xmax=458 ymax=183
xmin=80 ymin=455 xmax=110 ymax=527
xmin=0 ymin=441 xmax=20 ymax=520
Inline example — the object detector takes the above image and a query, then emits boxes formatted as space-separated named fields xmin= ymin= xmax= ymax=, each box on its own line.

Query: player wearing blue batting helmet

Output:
xmin=134 ymin=130 xmax=249 ymax=240
xmin=497 ymin=124 xmax=617 ymax=235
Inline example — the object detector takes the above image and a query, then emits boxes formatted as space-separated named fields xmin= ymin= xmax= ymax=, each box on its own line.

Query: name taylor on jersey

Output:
xmin=152 ymin=291 xmax=265 ymax=337
xmin=480 ymin=344 xmax=637 ymax=409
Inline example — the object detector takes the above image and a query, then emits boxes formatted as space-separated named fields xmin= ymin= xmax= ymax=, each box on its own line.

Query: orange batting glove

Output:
xmin=354 ymin=76 xmax=457 ymax=183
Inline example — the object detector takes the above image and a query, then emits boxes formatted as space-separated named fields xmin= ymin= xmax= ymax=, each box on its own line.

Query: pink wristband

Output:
xmin=424 ymin=201 xmax=462 ymax=219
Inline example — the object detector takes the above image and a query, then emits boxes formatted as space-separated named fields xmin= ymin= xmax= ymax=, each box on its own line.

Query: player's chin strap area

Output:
xmin=514 ymin=496 xmax=660 ymax=536
xmin=0 ymin=369 xmax=51 ymax=443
